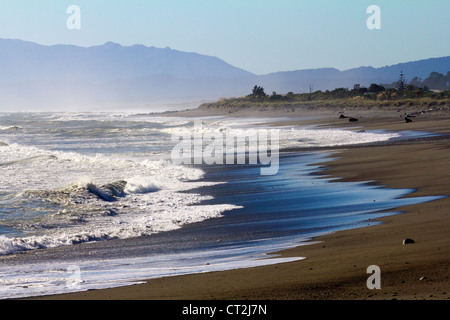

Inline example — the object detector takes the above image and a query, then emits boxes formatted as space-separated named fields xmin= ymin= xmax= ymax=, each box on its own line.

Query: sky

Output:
xmin=0 ymin=0 xmax=449 ymax=75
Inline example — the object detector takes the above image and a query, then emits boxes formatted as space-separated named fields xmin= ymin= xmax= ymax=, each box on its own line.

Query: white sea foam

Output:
xmin=279 ymin=126 xmax=400 ymax=148
xmin=0 ymin=141 xmax=240 ymax=255
xmin=160 ymin=118 xmax=400 ymax=150
xmin=0 ymin=125 xmax=20 ymax=129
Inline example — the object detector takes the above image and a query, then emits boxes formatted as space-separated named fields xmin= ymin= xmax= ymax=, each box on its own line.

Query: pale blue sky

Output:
xmin=0 ymin=0 xmax=449 ymax=74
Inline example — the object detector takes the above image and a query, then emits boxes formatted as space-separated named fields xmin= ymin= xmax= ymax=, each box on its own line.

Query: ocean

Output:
xmin=0 ymin=111 xmax=441 ymax=299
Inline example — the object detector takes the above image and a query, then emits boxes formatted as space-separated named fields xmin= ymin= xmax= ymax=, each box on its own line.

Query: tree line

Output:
xmin=248 ymin=71 xmax=450 ymax=101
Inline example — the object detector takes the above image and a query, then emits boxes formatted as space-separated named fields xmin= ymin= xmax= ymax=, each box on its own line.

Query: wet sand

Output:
xmin=35 ymin=107 xmax=450 ymax=300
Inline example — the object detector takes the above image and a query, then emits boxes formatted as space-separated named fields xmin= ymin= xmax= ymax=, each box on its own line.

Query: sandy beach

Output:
xmin=33 ymin=105 xmax=449 ymax=300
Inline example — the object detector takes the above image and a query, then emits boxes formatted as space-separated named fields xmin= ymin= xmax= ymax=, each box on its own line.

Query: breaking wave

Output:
xmin=0 ymin=142 xmax=240 ymax=255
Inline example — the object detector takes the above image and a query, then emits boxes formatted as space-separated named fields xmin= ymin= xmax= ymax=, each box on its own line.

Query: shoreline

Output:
xmin=31 ymin=107 xmax=450 ymax=300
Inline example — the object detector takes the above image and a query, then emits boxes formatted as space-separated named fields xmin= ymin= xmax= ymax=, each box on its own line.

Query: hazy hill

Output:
xmin=0 ymin=38 xmax=253 ymax=83
xmin=259 ymin=57 xmax=450 ymax=93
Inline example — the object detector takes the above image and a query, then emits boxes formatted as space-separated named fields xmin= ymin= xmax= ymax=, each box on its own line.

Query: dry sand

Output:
xmin=35 ymin=106 xmax=449 ymax=300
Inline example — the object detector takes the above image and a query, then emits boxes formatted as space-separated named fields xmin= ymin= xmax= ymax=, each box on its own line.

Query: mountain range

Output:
xmin=0 ymin=38 xmax=448 ymax=110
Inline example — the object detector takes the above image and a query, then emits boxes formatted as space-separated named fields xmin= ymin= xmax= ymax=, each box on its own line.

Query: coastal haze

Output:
xmin=0 ymin=38 xmax=449 ymax=111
